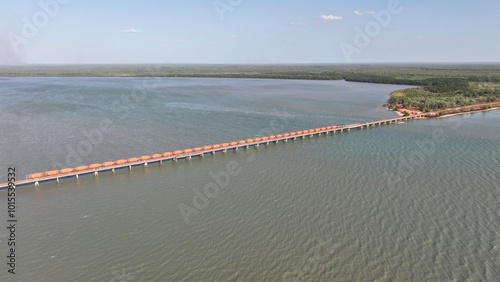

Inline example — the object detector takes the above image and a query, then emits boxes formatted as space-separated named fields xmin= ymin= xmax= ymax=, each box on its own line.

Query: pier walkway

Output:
xmin=1 ymin=114 xmax=425 ymax=189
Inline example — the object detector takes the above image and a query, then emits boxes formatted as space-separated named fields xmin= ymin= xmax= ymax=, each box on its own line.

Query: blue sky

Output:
xmin=1 ymin=0 xmax=499 ymax=64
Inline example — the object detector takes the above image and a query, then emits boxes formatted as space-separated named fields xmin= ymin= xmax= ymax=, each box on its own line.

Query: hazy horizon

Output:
xmin=2 ymin=62 xmax=500 ymax=67
xmin=1 ymin=0 xmax=499 ymax=65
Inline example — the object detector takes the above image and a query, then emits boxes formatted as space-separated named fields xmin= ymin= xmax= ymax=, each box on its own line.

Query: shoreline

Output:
xmin=390 ymin=102 xmax=500 ymax=119
xmin=390 ymin=108 xmax=422 ymax=117
xmin=437 ymin=106 xmax=500 ymax=118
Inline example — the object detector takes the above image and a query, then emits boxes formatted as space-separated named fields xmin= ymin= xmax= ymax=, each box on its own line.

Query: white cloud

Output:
xmin=120 ymin=28 xmax=142 ymax=33
xmin=354 ymin=10 xmax=375 ymax=16
xmin=320 ymin=15 xmax=343 ymax=22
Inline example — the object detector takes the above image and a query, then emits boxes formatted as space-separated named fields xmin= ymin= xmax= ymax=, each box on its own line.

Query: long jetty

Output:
xmin=0 ymin=114 xmax=426 ymax=189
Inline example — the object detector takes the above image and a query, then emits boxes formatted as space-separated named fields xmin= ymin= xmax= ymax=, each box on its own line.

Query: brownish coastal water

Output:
xmin=0 ymin=77 xmax=498 ymax=281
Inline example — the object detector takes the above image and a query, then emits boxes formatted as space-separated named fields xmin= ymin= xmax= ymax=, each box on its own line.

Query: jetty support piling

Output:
xmin=1 ymin=113 xmax=439 ymax=190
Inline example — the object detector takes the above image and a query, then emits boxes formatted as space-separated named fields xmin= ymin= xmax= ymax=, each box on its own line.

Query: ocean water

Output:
xmin=0 ymin=78 xmax=498 ymax=281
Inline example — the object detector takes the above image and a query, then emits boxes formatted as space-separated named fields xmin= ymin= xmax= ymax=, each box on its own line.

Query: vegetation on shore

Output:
xmin=1 ymin=64 xmax=499 ymax=111
xmin=387 ymin=81 xmax=500 ymax=112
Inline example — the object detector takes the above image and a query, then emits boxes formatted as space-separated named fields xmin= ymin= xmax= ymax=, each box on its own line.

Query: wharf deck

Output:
xmin=0 ymin=115 xmax=424 ymax=189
